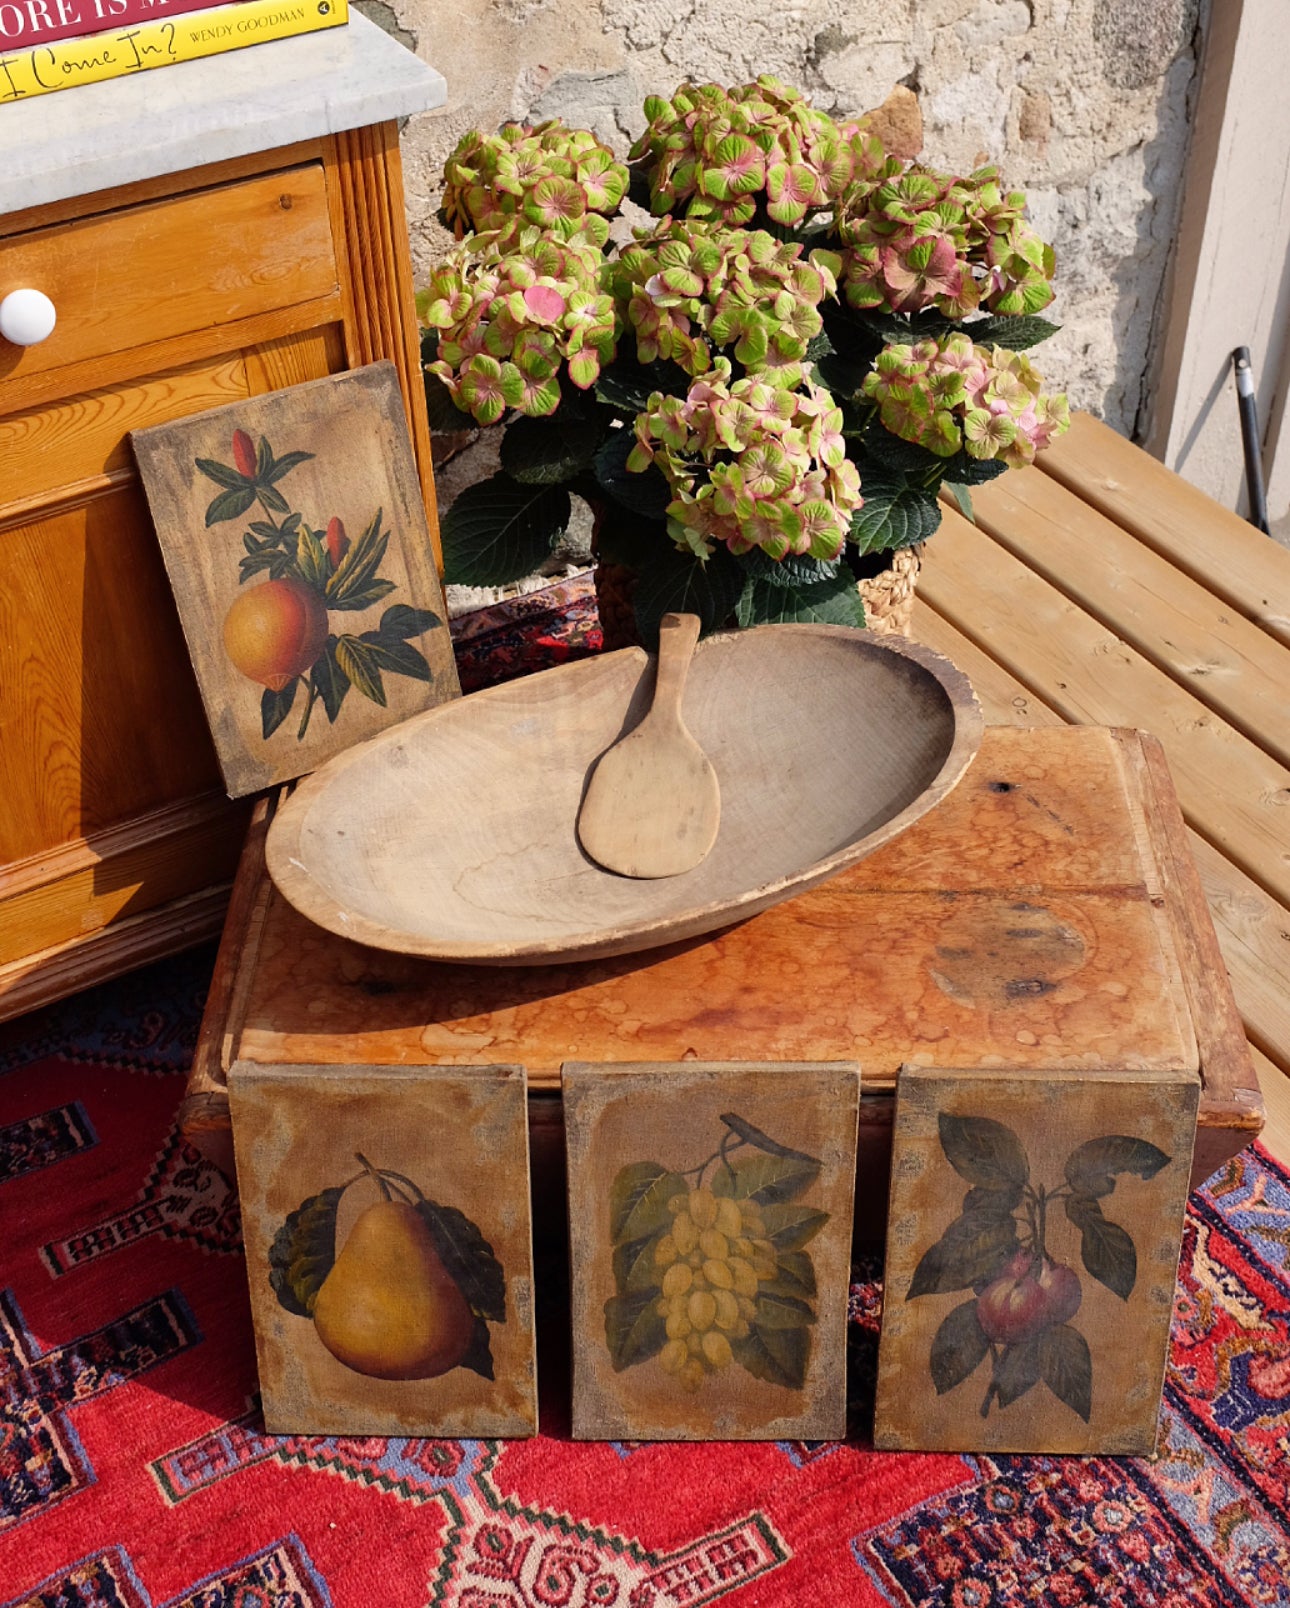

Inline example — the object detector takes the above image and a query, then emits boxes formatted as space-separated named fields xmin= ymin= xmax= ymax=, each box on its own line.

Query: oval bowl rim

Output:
xmin=265 ymin=624 xmax=984 ymax=965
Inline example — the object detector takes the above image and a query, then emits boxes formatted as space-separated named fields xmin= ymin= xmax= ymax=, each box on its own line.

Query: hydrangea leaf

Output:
xmin=849 ymin=466 xmax=943 ymax=556
xmin=441 ymin=474 xmax=570 ymax=585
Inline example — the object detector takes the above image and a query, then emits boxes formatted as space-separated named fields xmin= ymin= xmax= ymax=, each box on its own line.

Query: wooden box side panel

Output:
xmin=1131 ymin=731 xmax=1263 ymax=1165
xmin=228 ymin=1060 xmax=537 ymax=1438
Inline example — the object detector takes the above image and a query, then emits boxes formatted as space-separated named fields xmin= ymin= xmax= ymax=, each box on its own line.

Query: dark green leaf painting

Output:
xmin=906 ymin=1114 xmax=1168 ymax=1422
xmin=199 ymin=428 xmax=440 ymax=741
xmin=604 ymin=1113 xmax=827 ymax=1393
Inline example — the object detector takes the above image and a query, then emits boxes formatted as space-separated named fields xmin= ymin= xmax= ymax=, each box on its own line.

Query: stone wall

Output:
xmin=382 ymin=0 xmax=1203 ymax=435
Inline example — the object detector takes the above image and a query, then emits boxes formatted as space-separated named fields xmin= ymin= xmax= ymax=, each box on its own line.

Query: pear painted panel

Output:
xmin=562 ymin=1060 xmax=861 ymax=1442
xmin=228 ymin=1061 xmax=536 ymax=1437
xmin=132 ymin=361 xmax=459 ymax=798
xmin=875 ymin=1063 xmax=1199 ymax=1455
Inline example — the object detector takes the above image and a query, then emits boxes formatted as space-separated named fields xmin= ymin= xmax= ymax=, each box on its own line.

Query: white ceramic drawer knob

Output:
xmin=0 ymin=288 xmax=57 ymax=346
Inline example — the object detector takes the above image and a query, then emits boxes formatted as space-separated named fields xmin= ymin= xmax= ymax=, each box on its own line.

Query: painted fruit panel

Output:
xmin=227 ymin=1060 xmax=537 ymax=1437
xmin=875 ymin=1063 xmax=1199 ymax=1455
xmin=131 ymin=361 xmax=459 ymax=798
xmin=563 ymin=1060 xmax=861 ymax=1441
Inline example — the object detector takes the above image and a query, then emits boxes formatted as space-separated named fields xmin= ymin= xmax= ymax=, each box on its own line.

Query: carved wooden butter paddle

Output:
xmin=577 ymin=611 xmax=721 ymax=878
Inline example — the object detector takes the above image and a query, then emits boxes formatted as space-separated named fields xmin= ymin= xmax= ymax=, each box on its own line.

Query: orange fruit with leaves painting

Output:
xmin=222 ymin=576 xmax=328 ymax=692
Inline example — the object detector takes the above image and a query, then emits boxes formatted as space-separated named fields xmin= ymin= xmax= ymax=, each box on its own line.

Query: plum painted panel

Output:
xmin=876 ymin=1062 xmax=1199 ymax=1454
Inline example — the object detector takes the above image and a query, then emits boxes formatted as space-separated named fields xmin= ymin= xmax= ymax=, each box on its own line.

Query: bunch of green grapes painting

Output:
xmin=604 ymin=1113 xmax=828 ymax=1395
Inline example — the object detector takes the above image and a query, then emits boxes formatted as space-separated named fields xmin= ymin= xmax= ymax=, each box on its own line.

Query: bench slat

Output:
xmin=1038 ymin=413 xmax=1290 ymax=648
xmin=971 ymin=466 xmax=1290 ymax=770
xmin=1251 ymin=1046 xmax=1290 ymax=1168
xmin=911 ymin=602 xmax=1062 ymax=728
xmin=918 ymin=510 xmax=1290 ymax=912
xmin=1188 ymin=834 xmax=1290 ymax=1079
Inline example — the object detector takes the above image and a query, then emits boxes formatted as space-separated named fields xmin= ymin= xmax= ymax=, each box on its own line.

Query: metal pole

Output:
xmin=1231 ymin=347 xmax=1270 ymax=534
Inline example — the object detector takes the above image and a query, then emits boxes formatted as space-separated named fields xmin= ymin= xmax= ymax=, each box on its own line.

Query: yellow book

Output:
xmin=0 ymin=0 xmax=347 ymax=103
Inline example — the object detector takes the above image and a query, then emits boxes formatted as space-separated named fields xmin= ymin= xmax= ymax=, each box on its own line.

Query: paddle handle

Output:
xmin=653 ymin=613 xmax=701 ymax=726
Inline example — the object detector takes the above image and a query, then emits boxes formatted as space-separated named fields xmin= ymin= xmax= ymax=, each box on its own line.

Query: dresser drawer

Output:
xmin=0 ymin=163 xmax=337 ymax=382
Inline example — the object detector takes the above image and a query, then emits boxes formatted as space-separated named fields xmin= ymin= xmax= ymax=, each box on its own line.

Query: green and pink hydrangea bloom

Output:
xmin=425 ymin=85 xmax=1069 ymax=603
xmin=422 ymin=234 xmax=617 ymax=421
xmin=863 ymin=334 xmax=1070 ymax=466
xmin=440 ymin=120 xmax=628 ymax=249
xmin=629 ymin=75 xmax=897 ymax=227
xmin=615 ymin=221 xmax=842 ymax=380
xmin=627 ymin=360 xmax=863 ymax=562
xmin=837 ymin=165 xmax=1055 ymax=319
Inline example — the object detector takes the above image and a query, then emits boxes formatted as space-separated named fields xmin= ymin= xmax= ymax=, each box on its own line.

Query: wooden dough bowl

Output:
xmin=266 ymin=625 xmax=984 ymax=964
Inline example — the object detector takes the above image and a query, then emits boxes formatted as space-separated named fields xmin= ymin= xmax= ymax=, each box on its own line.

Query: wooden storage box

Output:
xmin=182 ymin=725 xmax=1263 ymax=1243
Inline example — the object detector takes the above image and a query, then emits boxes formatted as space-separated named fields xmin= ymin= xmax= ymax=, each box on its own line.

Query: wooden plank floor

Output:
xmin=916 ymin=411 xmax=1290 ymax=1170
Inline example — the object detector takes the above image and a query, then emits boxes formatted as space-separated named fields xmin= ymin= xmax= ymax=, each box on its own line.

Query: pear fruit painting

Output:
xmin=228 ymin=1061 xmax=537 ymax=1438
xmin=269 ymin=1153 xmax=506 ymax=1384
xmin=312 ymin=1193 xmax=476 ymax=1381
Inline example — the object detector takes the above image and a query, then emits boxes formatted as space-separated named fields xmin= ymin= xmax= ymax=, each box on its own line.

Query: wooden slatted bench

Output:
xmin=913 ymin=411 xmax=1290 ymax=1165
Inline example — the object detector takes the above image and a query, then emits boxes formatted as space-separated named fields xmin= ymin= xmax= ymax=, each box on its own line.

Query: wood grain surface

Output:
xmin=1038 ymin=412 xmax=1290 ymax=648
xmin=918 ymin=428 xmax=1288 ymax=1169
xmin=0 ymin=357 xmax=251 ymax=514
xmin=577 ymin=613 xmax=720 ymax=879
xmin=265 ymin=626 xmax=981 ymax=961
xmin=972 ymin=466 xmax=1290 ymax=768
xmin=0 ymin=126 xmax=443 ymax=1019
xmin=229 ymin=727 xmax=1196 ymax=1085
xmin=0 ymin=164 xmax=337 ymax=385
xmin=330 ymin=125 xmax=440 ymax=564
xmin=0 ymin=883 xmax=233 ymax=1026
xmin=918 ymin=509 xmax=1290 ymax=910
xmin=0 ymin=794 xmax=244 ymax=966
xmin=917 ymin=605 xmax=1282 ymax=1182
xmin=183 ymin=726 xmax=1256 ymax=1211
xmin=0 ymin=481 xmax=223 ymax=860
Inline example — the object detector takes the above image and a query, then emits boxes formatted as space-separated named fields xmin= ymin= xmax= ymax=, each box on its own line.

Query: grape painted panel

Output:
xmin=875 ymin=1063 xmax=1199 ymax=1453
xmin=562 ymin=1060 xmax=861 ymax=1441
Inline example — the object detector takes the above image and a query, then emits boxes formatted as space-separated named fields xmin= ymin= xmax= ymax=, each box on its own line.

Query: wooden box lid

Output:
xmin=183 ymin=724 xmax=1263 ymax=1191
xmin=226 ymin=726 xmax=1204 ymax=1088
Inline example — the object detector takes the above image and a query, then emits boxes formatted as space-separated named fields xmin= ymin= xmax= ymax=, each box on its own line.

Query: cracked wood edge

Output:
xmin=1106 ymin=731 xmax=1261 ymax=1187
xmin=179 ymin=791 xmax=280 ymax=1162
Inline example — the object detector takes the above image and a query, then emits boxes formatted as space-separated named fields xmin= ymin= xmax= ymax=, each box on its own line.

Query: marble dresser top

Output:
xmin=0 ymin=12 xmax=446 ymax=216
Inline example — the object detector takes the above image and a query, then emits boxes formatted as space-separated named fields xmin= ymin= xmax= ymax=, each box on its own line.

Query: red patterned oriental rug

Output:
xmin=1 ymin=950 xmax=1289 ymax=1608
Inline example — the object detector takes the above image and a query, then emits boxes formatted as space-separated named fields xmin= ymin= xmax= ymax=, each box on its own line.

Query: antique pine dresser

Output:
xmin=0 ymin=15 xmax=445 ymax=1019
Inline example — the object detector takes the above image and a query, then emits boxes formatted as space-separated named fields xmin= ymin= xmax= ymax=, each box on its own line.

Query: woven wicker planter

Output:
xmin=849 ymin=544 xmax=922 ymax=636
xmin=593 ymin=545 xmax=923 ymax=652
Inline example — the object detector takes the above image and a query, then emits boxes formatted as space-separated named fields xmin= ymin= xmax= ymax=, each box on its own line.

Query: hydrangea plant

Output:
xmin=421 ymin=79 xmax=1069 ymax=644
